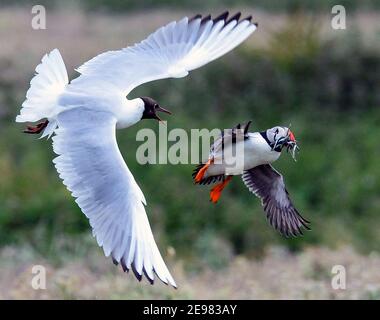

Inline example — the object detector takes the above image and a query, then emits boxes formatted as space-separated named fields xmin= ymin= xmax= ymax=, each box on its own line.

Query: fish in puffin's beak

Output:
xmin=285 ymin=129 xmax=299 ymax=161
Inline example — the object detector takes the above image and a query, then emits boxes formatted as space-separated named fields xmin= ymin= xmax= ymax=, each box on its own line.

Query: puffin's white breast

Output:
xmin=205 ymin=132 xmax=281 ymax=177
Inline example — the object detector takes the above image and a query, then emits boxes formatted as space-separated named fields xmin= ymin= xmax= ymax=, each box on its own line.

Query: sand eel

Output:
xmin=193 ymin=122 xmax=310 ymax=237
xmin=15 ymin=12 xmax=258 ymax=287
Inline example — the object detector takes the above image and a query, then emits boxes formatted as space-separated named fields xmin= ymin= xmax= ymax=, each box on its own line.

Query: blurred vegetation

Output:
xmin=0 ymin=9 xmax=379 ymax=271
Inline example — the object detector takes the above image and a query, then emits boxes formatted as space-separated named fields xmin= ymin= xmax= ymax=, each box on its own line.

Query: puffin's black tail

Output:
xmin=192 ymin=163 xmax=225 ymax=185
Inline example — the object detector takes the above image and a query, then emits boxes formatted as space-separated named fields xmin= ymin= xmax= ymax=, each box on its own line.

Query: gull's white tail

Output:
xmin=16 ymin=49 xmax=68 ymax=137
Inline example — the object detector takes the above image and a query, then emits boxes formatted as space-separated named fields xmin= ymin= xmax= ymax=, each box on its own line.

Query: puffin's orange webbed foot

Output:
xmin=210 ymin=176 xmax=233 ymax=203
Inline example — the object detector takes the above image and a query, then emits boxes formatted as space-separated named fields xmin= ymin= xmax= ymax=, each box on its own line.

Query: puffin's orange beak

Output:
xmin=288 ymin=130 xmax=296 ymax=142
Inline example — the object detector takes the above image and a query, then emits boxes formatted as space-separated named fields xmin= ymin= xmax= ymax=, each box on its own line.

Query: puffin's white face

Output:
xmin=265 ymin=126 xmax=298 ymax=158
xmin=266 ymin=126 xmax=290 ymax=146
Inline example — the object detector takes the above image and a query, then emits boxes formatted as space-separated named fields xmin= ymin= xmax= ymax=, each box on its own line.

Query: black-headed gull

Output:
xmin=193 ymin=122 xmax=310 ymax=237
xmin=16 ymin=12 xmax=257 ymax=287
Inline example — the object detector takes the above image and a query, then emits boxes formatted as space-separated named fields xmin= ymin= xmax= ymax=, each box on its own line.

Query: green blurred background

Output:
xmin=0 ymin=0 xmax=380 ymax=299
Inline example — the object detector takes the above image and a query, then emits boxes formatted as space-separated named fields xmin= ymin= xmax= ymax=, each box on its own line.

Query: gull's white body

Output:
xmin=15 ymin=13 xmax=257 ymax=287
xmin=57 ymin=93 xmax=145 ymax=129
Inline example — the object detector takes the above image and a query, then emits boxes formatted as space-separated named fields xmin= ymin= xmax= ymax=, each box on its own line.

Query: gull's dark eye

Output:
xmin=154 ymin=104 xmax=158 ymax=108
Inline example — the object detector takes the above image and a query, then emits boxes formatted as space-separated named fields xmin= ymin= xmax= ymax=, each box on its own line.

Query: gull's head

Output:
xmin=266 ymin=126 xmax=299 ymax=160
xmin=140 ymin=97 xmax=172 ymax=122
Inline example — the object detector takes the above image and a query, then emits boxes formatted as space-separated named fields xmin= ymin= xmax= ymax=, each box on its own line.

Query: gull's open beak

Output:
xmin=156 ymin=106 xmax=172 ymax=115
xmin=155 ymin=106 xmax=172 ymax=122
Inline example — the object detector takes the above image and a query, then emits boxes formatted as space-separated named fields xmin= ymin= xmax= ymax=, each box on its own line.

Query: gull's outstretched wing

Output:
xmin=73 ymin=11 xmax=257 ymax=95
xmin=242 ymin=164 xmax=310 ymax=237
xmin=52 ymin=108 xmax=176 ymax=287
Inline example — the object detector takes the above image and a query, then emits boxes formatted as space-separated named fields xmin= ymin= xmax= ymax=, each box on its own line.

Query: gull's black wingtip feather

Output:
xmin=173 ymin=284 xmax=178 ymax=290
xmin=112 ymin=253 xmax=176 ymax=288
xmin=213 ymin=11 xmax=229 ymax=23
xmin=253 ymin=22 xmax=259 ymax=27
xmin=120 ymin=258 xmax=129 ymax=272
xmin=131 ymin=263 xmax=142 ymax=282
xmin=243 ymin=15 xmax=252 ymax=23
xmin=201 ymin=14 xmax=211 ymax=24
xmin=189 ymin=14 xmax=202 ymax=22
xmin=143 ymin=268 xmax=154 ymax=285
xmin=226 ymin=12 xmax=241 ymax=24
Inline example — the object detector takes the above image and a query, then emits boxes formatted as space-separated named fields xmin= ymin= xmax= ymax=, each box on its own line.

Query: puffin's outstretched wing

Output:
xmin=52 ymin=107 xmax=176 ymax=287
xmin=242 ymin=164 xmax=310 ymax=237
xmin=73 ymin=12 xmax=257 ymax=95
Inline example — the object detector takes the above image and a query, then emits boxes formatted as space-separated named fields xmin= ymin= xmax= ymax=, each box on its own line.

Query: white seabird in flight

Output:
xmin=15 ymin=12 xmax=257 ymax=287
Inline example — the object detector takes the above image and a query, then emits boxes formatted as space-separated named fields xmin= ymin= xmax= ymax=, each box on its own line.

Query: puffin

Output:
xmin=193 ymin=121 xmax=310 ymax=237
